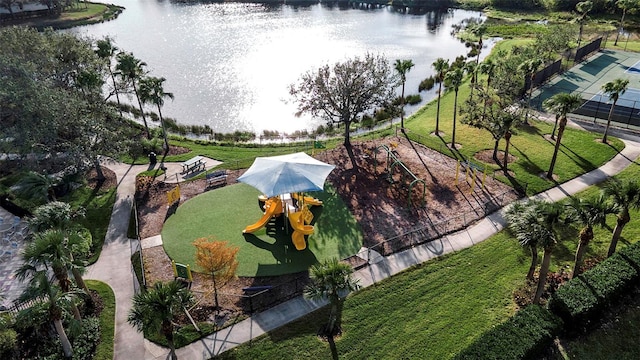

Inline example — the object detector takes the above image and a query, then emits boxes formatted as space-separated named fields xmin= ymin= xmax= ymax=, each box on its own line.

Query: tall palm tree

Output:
xmin=565 ymin=196 xmax=615 ymax=278
xmin=445 ymin=68 xmax=464 ymax=148
xmin=614 ymin=0 xmax=639 ymax=46
xmin=304 ymin=258 xmax=359 ymax=337
xmin=603 ymin=178 xmax=640 ymax=257
xmin=576 ymin=1 xmax=593 ymax=50
xmin=464 ymin=61 xmax=477 ymax=101
xmin=468 ymin=19 xmax=487 ymax=69
xmin=139 ymin=76 xmax=174 ymax=152
xmin=478 ymin=59 xmax=496 ymax=122
xmin=432 ymin=58 xmax=450 ymax=135
xmin=394 ymin=59 xmax=415 ymax=132
xmin=518 ymin=58 xmax=543 ymax=125
xmin=95 ymin=37 xmax=123 ymax=117
xmin=510 ymin=200 xmax=565 ymax=304
xmin=116 ymin=52 xmax=150 ymax=138
xmin=128 ymin=281 xmax=194 ymax=360
xmin=18 ymin=271 xmax=82 ymax=359
xmin=543 ymin=93 xmax=583 ymax=179
xmin=505 ymin=201 xmax=542 ymax=280
xmin=601 ymin=78 xmax=629 ymax=143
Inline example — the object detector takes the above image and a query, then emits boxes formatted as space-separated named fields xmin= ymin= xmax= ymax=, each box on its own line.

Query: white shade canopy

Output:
xmin=237 ymin=152 xmax=335 ymax=197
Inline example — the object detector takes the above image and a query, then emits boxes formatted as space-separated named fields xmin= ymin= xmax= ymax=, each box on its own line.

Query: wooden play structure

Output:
xmin=374 ymin=144 xmax=426 ymax=208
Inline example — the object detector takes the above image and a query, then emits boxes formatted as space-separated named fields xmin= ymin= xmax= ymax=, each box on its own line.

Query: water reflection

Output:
xmin=66 ymin=1 xmax=490 ymax=134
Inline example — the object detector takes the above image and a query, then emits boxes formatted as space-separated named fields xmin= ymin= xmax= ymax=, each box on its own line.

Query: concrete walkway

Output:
xmin=83 ymin=156 xmax=221 ymax=359
xmin=91 ymin=124 xmax=640 ymax=359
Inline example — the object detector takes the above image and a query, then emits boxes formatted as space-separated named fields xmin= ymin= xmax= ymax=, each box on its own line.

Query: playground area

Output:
xmin=135 ymin=136 xmax=519 ymax=317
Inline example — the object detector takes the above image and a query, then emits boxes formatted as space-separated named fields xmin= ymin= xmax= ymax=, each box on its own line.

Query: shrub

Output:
xmin=453 ymin=305 xmax=563 ymax=360
xmin=0 ymin=329 xmax=17 ymax=357
xmin=405 ymin=94 xmax=422 ymax=105
xmin=71 ymin=318 xmax=101 ymax=360
xmin=548 ymin=242 xmax=640 ymax=330
xmin=419 ymin=76 xmax=436 ymax=92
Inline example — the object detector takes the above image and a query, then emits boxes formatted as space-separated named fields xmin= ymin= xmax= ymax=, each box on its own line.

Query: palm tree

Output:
xmin=543 ymin=93 xmax=583 ymax=179
xmin=614 ymin=0 xmax=639 ymax=46
xmin=505 ymin=201 xmax=543 ymax=280
xmin=17 ymin=229 xmax=91 ymax=320
xmin=478 ymin=59 xmax=496 ymax=121
xmin=601 ymin=78 xmax=629 ymax=143
xmin=128 ymin=281 xmax=194 ymax=360
xmin=304 ymin=258 xmax=359 ymax=337
xmin=518 ymin=58 xmax=543 ymax=125
xmin=116 ymin=52 xmax=150 ymax=138
xmin=394 ymin=59 xmax=415 ymax=132
xmin=603 ymin=178 xmax=640 ymax=257
xmin=468 ymin=19 xmax=487 ymax=69
xmin=95 ymin=37 xmax=123 ymax=117
xmin=464 ymin=61 xmax=477 ymax=101
xmin=432 ymin=58 xmax=450 ymax=135
xmin=18 ymin=271 xmax=83 ymax=358
xmin=445 ymin=68 xmax=464 ymax=148
xmin=507 ymin=200 xmax=565 ymax=304
xmin=565 ymin=196 xmax=615 ymax=278
xmin=576 ymin=1 xmax=593 ymax=50
xmin=139 ymin=76 xmax=175 ymax=152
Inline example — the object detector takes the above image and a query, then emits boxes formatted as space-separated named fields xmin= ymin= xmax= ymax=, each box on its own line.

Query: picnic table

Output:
xmin=181 ymin=156 xmax=205 ymax=174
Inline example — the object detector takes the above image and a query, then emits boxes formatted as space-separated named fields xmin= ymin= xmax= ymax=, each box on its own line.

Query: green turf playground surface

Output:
xmin=531 ymin=49 xmax=640 ymax=109
xmin=161 ymin=183 xmax=363 ymax=277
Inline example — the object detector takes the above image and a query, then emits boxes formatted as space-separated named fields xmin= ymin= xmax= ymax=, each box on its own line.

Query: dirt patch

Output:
xmin=474 ymin=149 xmax=518 ymax=165
xmin=135 ymin=136 xmax=521 ymax=319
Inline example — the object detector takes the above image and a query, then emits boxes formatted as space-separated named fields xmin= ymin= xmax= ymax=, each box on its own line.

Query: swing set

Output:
xmin=374 ymin=144 xmax=426 ymax=208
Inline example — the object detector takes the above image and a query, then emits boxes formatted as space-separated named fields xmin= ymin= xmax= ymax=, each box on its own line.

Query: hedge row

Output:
xmin=453 ymin=305 xmax=563 ymax=360
xmin=548 ymin=241 xmax=640 ymax=329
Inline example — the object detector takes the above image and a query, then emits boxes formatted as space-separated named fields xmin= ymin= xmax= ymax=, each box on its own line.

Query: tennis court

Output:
xmin=531 ymin=49 xmax=640 ymax=129
xmin=574 ymin=87 xmax=640 ymax=126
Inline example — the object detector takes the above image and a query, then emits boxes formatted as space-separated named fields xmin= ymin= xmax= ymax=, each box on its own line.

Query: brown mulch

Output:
xmin=131 ymin=136 xmax=521 ymax=321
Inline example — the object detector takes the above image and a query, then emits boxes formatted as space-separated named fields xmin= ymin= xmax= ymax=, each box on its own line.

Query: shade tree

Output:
xmin=289 ymin=53 xmax=396 ymax=168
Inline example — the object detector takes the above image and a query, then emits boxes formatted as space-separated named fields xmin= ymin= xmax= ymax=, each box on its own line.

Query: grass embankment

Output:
xmin=0 ymin=2 xmax=123 ymax=30
xmin=87 ymin=280 xmax=115 ymax=360
xmin=213 ymin=149 xmax=640 ymax=360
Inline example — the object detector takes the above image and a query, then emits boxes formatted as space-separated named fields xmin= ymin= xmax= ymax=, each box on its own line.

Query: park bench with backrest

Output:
xmin=181 ymin=156 xmax=205 ymax=174
xmin=206 ymin=170 xmax=228 ymax=187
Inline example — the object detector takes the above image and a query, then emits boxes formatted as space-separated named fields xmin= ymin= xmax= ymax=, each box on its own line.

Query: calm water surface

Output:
xmin=68 ymin=1 xmax=493 ymax=134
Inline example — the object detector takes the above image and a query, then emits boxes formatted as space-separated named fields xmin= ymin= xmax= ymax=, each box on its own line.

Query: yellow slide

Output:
xmin=289 ymin=211 xmax=314 ymax=251
xmin=243 ymin=197 xmax=282 ymax=234
xmin=291 ymin=231 xmax=307 ymax=251
xmin=292 ymin=192 xmax=323 ymax=206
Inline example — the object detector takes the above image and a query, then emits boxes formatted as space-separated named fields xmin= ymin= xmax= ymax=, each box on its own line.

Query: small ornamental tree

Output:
xmin=193 ymin=237 xmax=239 ymax=310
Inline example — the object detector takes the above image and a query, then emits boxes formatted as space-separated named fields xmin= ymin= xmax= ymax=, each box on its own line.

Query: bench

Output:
xmin=181 ymin=156 xmax=205 ymax=174
xmin=242 ymin=286 xmax=272 ymax=294
xmin=206 ymin=170 xmax=228 ymax=187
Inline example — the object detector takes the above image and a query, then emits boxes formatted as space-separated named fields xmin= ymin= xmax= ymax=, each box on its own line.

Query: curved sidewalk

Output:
xmin=84 ymin=156 xmax=221 ymax=359
xmin=169 ymin=134 xmax=640 ymax=359
xmin=90 ymin=133 xmax=640 ymax=359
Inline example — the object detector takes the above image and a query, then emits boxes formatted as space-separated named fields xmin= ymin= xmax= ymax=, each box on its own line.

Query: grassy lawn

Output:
xmin=212 ymin=158 xmax=640 ymax=359
xmin=87 ymin=280 xmax=115 ymax=360
xmin=402 ymin=39 xmax=624 ymax=196
xmin=162 ymin=183 xmax=363 ymax=277
xmin=214 ymin=232 xmax=529 ymax=359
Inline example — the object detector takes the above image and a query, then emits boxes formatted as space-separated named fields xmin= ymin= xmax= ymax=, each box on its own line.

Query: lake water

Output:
xmin=67 ymin=1 xmax=494 ymax=134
